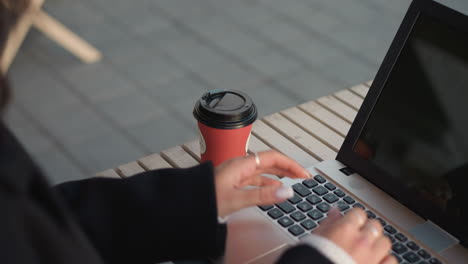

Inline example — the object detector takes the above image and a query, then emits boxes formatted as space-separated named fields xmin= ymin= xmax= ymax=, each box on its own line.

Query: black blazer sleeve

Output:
xmin=277 ymin=245 xmax=334 ymax=264
xmin=54 ymin=162 xmax=226 ymax=264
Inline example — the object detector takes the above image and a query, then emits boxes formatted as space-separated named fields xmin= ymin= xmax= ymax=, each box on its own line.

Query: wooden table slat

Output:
xmin=161 ymin=146 xmax=199 ymax=168
xmin=117 ymin=161 xmax=146 ymax=177
xmin=252 ymin=120 xmax=318 ymax=167
xmin=182 ymin=140 xmax=201 ymax=161
xmin=334 ymin=89 xmax=364 ymax=110
xmin=298 ymin=101 xmax=351 ymax=137
xmin=95 ymin=169 xmax=121 ymax=179
xmin=248 ymin=134 xmax=273 ymax=153
xmin=263 ymin=113 xmax=337 ymax=161
xmin=281 ymin=107 xmax=344 ymax=152
xmin=317 ymin=95 xmax=357 ymax=124
xmin=349 ymin=84 xmax=369 ymax=98
xmin=139 ymin=153 xmax=173 ymax=170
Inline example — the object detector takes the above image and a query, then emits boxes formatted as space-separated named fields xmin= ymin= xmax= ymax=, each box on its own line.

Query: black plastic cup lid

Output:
xmin=193 ymin=89 xmax=257 ymax=129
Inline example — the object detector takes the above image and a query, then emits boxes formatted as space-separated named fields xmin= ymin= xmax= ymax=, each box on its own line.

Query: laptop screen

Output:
xmin=353 ymin=14 xmax=468 ymax=245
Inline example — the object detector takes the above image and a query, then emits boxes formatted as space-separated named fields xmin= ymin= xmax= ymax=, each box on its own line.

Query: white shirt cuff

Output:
xmin=217 ymin=216 xmax=228 ymax=224
xmin=300 ymin=234 xmax=356 ymax=264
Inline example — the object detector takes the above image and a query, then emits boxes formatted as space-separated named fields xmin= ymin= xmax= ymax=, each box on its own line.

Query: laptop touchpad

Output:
xmin=222 ymin=207 xmax=293 ymax=264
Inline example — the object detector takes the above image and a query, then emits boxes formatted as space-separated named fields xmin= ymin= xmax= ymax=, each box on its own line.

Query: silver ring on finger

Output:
xmin=254 ymin=152 xmax=261 ymax=168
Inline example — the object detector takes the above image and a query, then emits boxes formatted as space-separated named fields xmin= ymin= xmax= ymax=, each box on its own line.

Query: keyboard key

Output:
xmin=429 ymin=258 xmax=442 ymax=264
xmin=324 ymin=182 xmax=336 ymax=190
xmin=278 ymin=216 xmax=294 ymax=227
xmin=395 ymin=233 xmax=408 ymax=242
xmin=301 ymin=219 xmax=317 ymax=230
xmin=288 ymin=194 xmax=302 ymax=204
xmin=344 ymin=196 xmax=355 ymax=204
xmin=353 ymin=203 xmax=365 ymax=209
xmin=385 ymin=225 xmax=397 ymax=234
xmin=258 ymin=205 xmax=273 ymax=211
xmin=376 ymin=218 xmax=387 ymax=226
xmin=336 ymin=201 xmax=350 ymax=211
xmin=306 ymin=194 xmax=322 ymax=205
xmin=393 ymin=243 xmax=408 ymax=254
xmin=366 ymin=210 xmax=376 ymax=219
xmin=402 ymin=252 xmax=420 ymax=263
xmin=323 ymin=193 xmax=339 ymax=204
xmin=297 ymin=201 xmax=313 ymax=212
xmin=312 ymin=186 xmax=328 ymax=196
xmin=385 ymin=233 xmax=396 ymax=244
xmin=334 ymin=189 xmax=346 ymax=197
xmin=302 ymin=179 xmax=318 ymax=188
xmin=288 ymin=225 xmax=305 ymax=236
xmin=314 ymin=175 xmax=326 ymax=183
xmin=307 ymin=209 xmax=324 ymax=220
xmin=267 ymin=208 xmax=284 ymax=219
xmin=418 ymin=249 xmax=431 ymax=259
xmin=419 ymin=261 xmax=429 ymax=264
xmin=293 ymin=183 xmax=312 ymax=197
xmin=317 ymin=202 xmax=331 ymax=213
xmin=340 ymin=167 xmax=354 ymax=176
xmin=276 ymin=201 xmax=295 ymax=214
xmin=392 ymin=253 xmax=403 ymax=263
xmin=406 ymin=241 xmax=420 ymax=251
xmin=291 ymin=211 xmax=306 ymax=222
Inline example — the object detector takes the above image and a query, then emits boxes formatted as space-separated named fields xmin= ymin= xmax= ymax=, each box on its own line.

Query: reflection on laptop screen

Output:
xmin=354 ymin=14 xmax=468 ymax=246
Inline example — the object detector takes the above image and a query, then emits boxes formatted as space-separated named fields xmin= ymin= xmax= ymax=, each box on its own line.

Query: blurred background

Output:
xmin=4 ymin=0 xmax=468 ymax=184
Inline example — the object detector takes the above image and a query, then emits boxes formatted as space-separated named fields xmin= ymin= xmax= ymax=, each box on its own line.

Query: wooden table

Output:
xmin=95 ymin=81 xmax=369 ymax=264
xmin=95 ymin=80 xmax=371 ymax=180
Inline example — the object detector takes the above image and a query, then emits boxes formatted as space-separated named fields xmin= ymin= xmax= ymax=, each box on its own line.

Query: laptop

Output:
xmin=221 ymin=0 xmax=468 ymax=263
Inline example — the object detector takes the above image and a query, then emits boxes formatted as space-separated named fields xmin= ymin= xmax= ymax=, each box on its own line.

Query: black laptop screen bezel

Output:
xmin=337 ymin=0 xmax=468 ymax=233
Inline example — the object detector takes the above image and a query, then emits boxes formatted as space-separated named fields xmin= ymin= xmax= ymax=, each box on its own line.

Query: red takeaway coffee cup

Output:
xmin=193 ymin=89 xmax=257 ymax=167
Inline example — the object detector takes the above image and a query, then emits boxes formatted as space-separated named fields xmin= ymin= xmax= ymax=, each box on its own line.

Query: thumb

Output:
xmin=240 ymin=185 xmax=295 ymax=208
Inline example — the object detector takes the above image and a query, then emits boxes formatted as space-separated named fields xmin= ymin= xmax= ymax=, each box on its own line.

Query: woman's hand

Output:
xmin=313 ymin=207 xmax=397 ymax=264
xmin=214 ymin=150 xmax=310 ymax=217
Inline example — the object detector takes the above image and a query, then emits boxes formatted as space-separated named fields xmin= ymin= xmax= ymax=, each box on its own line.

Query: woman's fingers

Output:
xmin=240 ymin=175 xmax=282 ymax=187
xmin=379 ymin=254 xmax=398 ymax=264
xmin=249 ymin=151 xmax=310 ymax=180
xmin=252 ymin=167 xmax=309 ymax=180
xmin=239 ymin=185 xmax=294 ymax=208
xmin=359 ymin=219 xmax=383 ymax=245
xmin=372 ymin=236 xmax=392 ymax=263
xmin=311 ymin=207 xmax=394 ymax=264
xmin=318 ymin=206 xmax=342 ymax=227
xmin=339 ymin=207 xmax=367 ymax=229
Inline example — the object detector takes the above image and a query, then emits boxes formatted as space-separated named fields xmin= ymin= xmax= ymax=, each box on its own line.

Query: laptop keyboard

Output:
xmin=257 ymin=175 xmax=443 ymax=264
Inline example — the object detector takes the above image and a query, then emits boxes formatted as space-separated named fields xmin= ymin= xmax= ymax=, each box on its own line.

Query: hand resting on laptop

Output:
xmin=214 ymin=150 xmax=396 ymax=264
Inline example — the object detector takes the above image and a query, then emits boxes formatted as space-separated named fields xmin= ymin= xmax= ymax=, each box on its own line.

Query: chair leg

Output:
xmin=32 ymin=9 xmax=102 ymax=63
xmin=1 ymin=12 xmax=34 ymax=73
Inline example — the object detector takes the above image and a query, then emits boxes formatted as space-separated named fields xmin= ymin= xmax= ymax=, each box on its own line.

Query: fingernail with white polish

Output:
xmin=276 ymin=186 xmax=294 ymax=199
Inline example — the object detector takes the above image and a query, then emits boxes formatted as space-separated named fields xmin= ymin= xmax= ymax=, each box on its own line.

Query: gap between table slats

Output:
xmin=316 ymin=95 xmax=357 ymax=123
xmin=333 ymin=89 xmax=364 ymax=111
xmin=280 ymin=107 xmax=344 ymax=152
xmin=262 ymin=113 xmax=337 ymax=161
xmin=298 ymin=100 xmax=351 ymax=137
xmin=252 ymin=120 xmax=319 ymax=168
xmin=349 ymin=84 xmax=369 ymax=99
xmin=161 ymin=145 xmax=199 ymax=168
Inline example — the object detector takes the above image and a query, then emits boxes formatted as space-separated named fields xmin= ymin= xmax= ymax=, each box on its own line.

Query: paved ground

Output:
xmin=5 ymin=0 xmax=468 ymax=184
